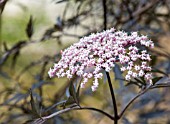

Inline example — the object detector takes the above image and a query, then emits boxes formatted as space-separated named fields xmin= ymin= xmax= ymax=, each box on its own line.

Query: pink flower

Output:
xmin=139 ymin=70 xmax=145 ymax=77
xmin=48 ymin=28 xmax=154 ymax=91
xmin=121 ymin=66 xmax=126 ymax=71
xmin=125 ymin=75 xmax=131 ymax=80
xmin=135 ymin=65 xmax=140 ymax=71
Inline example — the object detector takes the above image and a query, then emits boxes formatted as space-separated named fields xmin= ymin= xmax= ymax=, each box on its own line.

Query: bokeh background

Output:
xmin=0 ymin=0 xmax=170 ymax=124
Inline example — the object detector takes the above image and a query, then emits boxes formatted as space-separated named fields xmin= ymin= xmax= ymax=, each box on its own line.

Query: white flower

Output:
xmin=139 ymin=70 xmax=144 ymax=77
xmin=145 ymin=73 xmax=152 ymax=80
xmin=87 ymin=73 xmax=93 ymax=78
xmin=105 ymin=67 xmax=111 ymax=72
xmin=48 ymin=27 xmax=154 ymax=91
xmin=132 ymin=72 xmax=137 ymax=78
xmin=48 ymin=68 xmax=54 ymax=78
xmin=125 ymin=75 xmax=131 ymax=80
xmin=121 ymin=66 xmax=126 ymax=71
xmin=135 ymin=65 xmax=140 ymax=71
xmin=128 ymin=71 xmax=133 ymax=75
xmin=91 ymin=86 xmax=97 ymax=92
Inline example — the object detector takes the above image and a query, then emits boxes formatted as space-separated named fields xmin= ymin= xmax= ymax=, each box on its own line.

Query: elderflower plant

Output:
xmin=48 ymin=28 xmax=154 ymax=91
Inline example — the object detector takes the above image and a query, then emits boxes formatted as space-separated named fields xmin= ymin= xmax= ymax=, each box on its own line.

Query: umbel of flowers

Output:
xmin=48 ymin=28 xmax=154 ymax=91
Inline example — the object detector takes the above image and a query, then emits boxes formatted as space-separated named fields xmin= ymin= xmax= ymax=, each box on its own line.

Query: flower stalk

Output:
xmin=106 ymin=72 xmax=119 ymax=124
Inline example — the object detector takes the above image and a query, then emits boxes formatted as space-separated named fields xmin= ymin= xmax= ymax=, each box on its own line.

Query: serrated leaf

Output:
xmin=30 ymin=89 xmax=41 ymax=118
xmin=151 ymin=69 xmax=168 ymax=76
xmin=152 ymin=76 xmax=163 ymax=85
xmin=140 ymin=109 xmax=170 ymax=119
xmin=69 ymin=81 xmax=79 ymax=105
xmin=26 ymin=16 xmax=34 ymax=39
xmin=3 ymin=93 xmax=27 ymax=105
xmin=125 ymin=80 xmax=142 ymax=88
xmin=76 ymin=82 xmax=81 ymax=105
xmin=154 ymin=76 xmax=170 ymax=84
xmin=134 ymin=78 xmax=146 ymax=85
xmin=31 ymin=81 xmax=45 ymax=90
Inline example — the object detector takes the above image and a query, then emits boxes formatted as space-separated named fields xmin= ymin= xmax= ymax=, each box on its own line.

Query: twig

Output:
xmin=32 ymin=106 xmax=115 ymax=124
xmin=121 ymin=0 xmax=160 ymax=23
xmin=80 ymin=107 xmax=115 ymax=120
xmin=119 ymin=82 xmax=170 ymax=118
xmin=150 ymin=83 xmax=170 ymax=89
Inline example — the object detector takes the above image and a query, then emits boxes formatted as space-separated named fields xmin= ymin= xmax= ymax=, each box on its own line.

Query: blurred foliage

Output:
xmin=0 ymin=0 xmax=170 ymax=124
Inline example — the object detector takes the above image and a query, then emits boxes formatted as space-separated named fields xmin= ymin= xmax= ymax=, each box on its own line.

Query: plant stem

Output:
xmin=80 ymin=107 xmax=115 ymax=120
xmin=119 ymin=83 xmax=170 ymax=118
xmin=32 ymin=106 xmax=115 ymax=124
xmin=44 ymin=106 xmax=115 ymax=120
xmin=106 ymin=72 xmax=119 ymax=124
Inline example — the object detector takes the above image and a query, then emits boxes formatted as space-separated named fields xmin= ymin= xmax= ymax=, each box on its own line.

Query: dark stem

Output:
xmin=106 ymin=72 xmax=119 ymax=124
xmin=119 ymin=83 xmax=170 ymax=118
xmin=33 ymin=106 xmax=115 ymax=124
xmin=103 ymin=0 xmax=118 ymax=123
xmin=80 ymin=107 xmax=115 ymax=120
xmin=102 ymin=0 xmax=107 ymax=30
xmin=102 ymin=1 xmax=118 ymax=122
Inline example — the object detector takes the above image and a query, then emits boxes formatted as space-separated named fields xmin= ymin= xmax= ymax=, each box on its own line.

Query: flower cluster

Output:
xmin=48 ymin=28 xmax=154 ymax=91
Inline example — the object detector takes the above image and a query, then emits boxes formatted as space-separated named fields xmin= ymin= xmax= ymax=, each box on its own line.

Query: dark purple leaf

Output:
xmin=140 ymin=109 xmax=170 ymax=119
xmin=69 ymin=81 xmax=79 ymax=105
xmin=151 ymin=69 xmax=168 ymax=76
xmin=30 ymin=89 xmax=41 ymax=118
xmin=26 ymin=15 xmax=34 ymax=39
xmin=3 ymin=93 xmax=27 ymax=105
